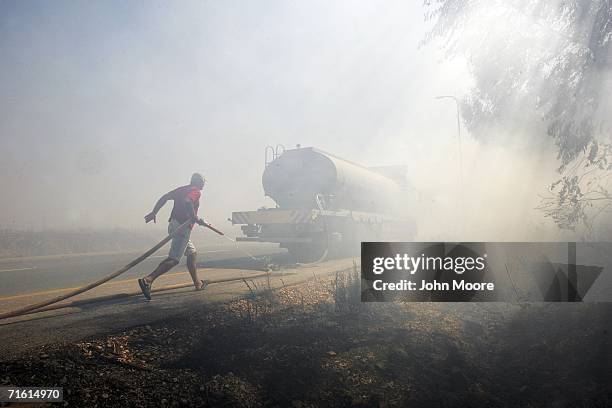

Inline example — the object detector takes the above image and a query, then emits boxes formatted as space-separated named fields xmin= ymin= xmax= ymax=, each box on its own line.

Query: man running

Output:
xmin=138 ymin=173 xmax=207 ymax=300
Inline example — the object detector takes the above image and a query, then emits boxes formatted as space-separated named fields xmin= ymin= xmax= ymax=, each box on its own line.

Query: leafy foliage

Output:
xmin=424 ymin=0 xmax=612 ymax=231
xmin=537 ymin=141 xmax=612 ymax=231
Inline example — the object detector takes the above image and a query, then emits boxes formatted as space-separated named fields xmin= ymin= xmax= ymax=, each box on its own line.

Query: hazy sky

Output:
xmin=0 ymin=1 xmax=560 ymax=239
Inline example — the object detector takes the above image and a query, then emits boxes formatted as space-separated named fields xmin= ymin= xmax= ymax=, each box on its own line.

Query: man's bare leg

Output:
xmin=186 ymin=253 xmax=203 ymax=290
xmin=145 ymin=257 xmax=179 ymax=285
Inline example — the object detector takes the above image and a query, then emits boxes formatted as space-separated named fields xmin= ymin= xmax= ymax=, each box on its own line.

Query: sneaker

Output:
xmin=138 ymin=278 xmax=152 ymax=300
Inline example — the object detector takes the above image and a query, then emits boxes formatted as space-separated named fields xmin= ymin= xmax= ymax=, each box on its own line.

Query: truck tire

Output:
xmin=287 ymin=243 xmax=328 ymax=264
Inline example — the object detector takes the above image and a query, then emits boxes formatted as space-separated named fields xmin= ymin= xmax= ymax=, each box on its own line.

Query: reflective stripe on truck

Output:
xmin=232 ymin=209 xmax=314 ymax=225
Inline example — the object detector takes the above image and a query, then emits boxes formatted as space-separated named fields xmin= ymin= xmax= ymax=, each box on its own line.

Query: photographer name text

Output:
xmin=370 ymin=253 xmax=494 ymax=292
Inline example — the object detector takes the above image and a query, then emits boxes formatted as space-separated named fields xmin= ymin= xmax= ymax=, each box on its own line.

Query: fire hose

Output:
xmin=0 ymin=219 xmax=267 ymax=321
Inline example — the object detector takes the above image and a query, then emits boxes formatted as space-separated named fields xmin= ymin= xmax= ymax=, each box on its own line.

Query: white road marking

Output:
xmin=0 ymin=267 xmax=36 ymax=273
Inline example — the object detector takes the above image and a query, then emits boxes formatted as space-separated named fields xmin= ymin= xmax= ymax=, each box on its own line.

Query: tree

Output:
xmin=424 ymin=0 xmax=612 ymax=233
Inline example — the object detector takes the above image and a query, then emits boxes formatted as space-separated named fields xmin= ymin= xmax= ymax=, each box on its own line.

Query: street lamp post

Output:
xmin=436 ymin=95 xmax=465 ymax=236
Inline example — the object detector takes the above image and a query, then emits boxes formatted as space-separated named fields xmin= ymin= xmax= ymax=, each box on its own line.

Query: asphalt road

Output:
xmin=0 ymin=257 xmax=356 ymax=360
xmin=0 ymin=242 xmax=287 ymax=297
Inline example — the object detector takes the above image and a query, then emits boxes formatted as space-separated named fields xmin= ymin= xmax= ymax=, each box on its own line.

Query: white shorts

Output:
xmin=168 ymin=219 xmax=197 ymax=262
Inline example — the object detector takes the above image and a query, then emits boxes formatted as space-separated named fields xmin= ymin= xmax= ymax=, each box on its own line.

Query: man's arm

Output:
xmin=144 ymin=192 xmax=172 ymax=223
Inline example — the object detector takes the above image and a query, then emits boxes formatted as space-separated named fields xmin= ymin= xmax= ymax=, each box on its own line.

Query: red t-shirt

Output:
xmin=168 ymin=185 xmax=201 ymax=224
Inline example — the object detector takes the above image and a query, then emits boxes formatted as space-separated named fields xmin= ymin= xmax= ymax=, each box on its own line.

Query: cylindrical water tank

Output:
xmin=262 ymin=147 xmax=406 ymax=215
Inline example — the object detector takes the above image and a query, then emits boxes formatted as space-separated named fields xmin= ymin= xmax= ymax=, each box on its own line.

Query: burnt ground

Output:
xmin=1 ymin=268 xmax=610 ymax=408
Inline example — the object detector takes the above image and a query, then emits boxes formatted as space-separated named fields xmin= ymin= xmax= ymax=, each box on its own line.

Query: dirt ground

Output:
xmin=1 ymin=268 xmax=610 ymax=407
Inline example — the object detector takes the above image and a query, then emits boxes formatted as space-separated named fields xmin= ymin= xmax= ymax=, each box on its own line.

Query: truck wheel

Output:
xmin=287 ymin=243 xmax=328 ymax=264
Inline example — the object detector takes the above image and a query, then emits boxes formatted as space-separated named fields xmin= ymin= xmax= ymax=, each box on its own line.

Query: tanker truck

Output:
xmin=231 ymin=146 xmax=417 ymax=262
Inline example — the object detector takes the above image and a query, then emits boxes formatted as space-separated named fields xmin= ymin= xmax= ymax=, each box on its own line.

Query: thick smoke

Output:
xmin=1 ymin=0 xmax=608 ymax=247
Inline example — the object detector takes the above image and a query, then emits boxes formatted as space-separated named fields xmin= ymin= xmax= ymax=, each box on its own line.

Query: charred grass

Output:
xmin=1 ymin=266 xmax=610 ymax=407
